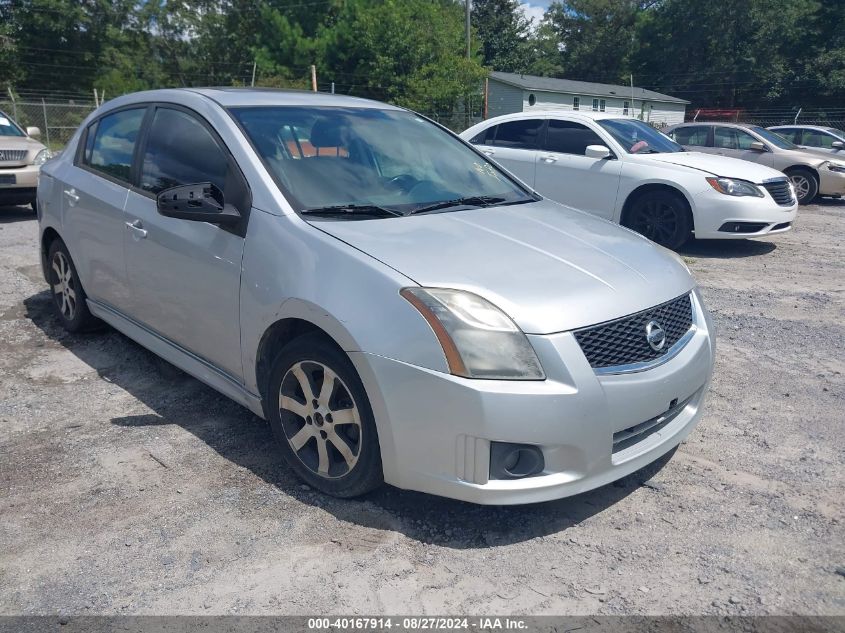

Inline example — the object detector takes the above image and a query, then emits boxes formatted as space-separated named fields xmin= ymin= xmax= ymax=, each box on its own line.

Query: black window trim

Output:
xmin=75 ymin=103 xmax=150 ymax=190
xmin=75 ymin=101 xmax=252 ymax=233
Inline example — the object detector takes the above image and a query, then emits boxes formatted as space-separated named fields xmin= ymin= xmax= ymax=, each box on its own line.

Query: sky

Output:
xmin=519 ymin=0 xmax=550 ymax=28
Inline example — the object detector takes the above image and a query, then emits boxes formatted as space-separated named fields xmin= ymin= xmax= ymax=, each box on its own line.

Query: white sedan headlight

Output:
xmin=401 ymin=287 xmax=545 ymax=380
xmin=706 ymin=177 xmax=764 ymax=198
xmin=33 ymin=149 xmax=53 ymax=166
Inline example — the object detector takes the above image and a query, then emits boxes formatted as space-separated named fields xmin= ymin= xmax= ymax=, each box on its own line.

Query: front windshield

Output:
xmin=749 ymin=126 xmax=798 ymax=150
xmin=0 ymin=111 xmax=25 ymax=137
xmin=597 ymin=119 xmax=683 ymax=154
xmin=231 ymin=106 xmax=533 ymax=216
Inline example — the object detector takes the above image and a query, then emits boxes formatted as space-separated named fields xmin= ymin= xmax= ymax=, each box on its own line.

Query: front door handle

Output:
xmin=125 ymin=219 xmax=148 ymax=239
xmin=541 ymin=156 xmax=558 ymax=163
xmin=482 ymin=149 xmax=495 ymax=156
xmin=63 ymin=188 xmax=79 ymax=206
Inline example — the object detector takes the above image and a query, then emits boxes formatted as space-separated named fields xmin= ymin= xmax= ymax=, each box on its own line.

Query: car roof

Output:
xmin=482 ymin=110 xmax=637 ymax=124
xmin=769 ymin=124 xmax=841 ymax=133
xmin=101 ymin=87 xmax=403 ymax=111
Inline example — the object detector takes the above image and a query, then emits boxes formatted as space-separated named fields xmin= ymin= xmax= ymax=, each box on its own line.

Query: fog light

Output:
xmin=489 ymin=442 xmax=545 ymax=480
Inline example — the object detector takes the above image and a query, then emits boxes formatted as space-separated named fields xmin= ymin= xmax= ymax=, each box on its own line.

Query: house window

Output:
xmin=623 ymin=101 xmax=630 ymax=115
xmin=573 ymin=96 xmax=580 ymax=111
xmin=528 ymin=93 xmax=536 ymax=106
xmin=599 ymin=99 xmax=606 ymax=112
xmin=592 ymin=98 xmax=599 ymax=111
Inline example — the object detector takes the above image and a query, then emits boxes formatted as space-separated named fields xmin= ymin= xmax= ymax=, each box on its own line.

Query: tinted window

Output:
xmin=543 ymin=120 xmax=606 ymax=155
xmin=492 ymin=119 xmax=543 ymax=149
xmin=714 ymin=127 xmax=757 ymax=150
xmin=802 ymin=129 xmax=837 ymax=148
xmin=671 ymin=126 xmax=710 ymax=146
xmin=469 ymin=126 xmax=495 ymax=145
xmin=772 ymin=128 xmax=801 ymax=144
xmin=0 ymin=110 xmax=25 ymax=137
xmin=86 ymin=108 xmax=145 ymax=183
xmin=140 ymin=108 xmax=229 ymax=194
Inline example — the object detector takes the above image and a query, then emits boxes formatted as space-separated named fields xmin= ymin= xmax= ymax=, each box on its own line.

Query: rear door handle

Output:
xmin=63 ymin=188 xmax=79 ymax=206
xmin=125 ymin=219 xmax=148 ymax=239
xmin=540 ymin=155 xmax=558 ymax=163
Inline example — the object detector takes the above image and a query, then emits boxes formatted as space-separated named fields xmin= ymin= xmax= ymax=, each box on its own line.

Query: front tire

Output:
xmin=785 ymin=168 xmax=818 ymax=205
xmin=623 ymin=191 xmax=692 ymax=250
xmin=47 ymin=239 xmax=98 ymax=332
xmin=267 ymin=333 xmax=383 ymax=498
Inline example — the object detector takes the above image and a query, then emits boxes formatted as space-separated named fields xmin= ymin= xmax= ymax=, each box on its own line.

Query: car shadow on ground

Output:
xmin=679 ymin=238 xmax=776 ymax=259
xmin=0 ymin=205 xmax=36 ymax=224
xmin=24 ymin=289 xmax=674 ymax=549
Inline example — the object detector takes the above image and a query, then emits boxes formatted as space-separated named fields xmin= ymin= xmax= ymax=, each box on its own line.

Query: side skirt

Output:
xmin=87 ymin=299 xmax=265 ymax=418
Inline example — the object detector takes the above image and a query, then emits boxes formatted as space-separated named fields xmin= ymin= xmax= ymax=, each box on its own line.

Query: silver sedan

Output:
xmin=37 ymin=89 xmax=715 ymax=504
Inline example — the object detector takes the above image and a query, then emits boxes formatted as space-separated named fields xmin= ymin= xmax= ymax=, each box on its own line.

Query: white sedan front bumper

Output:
xmin=691 ymin=179 xmax=798 ymax=240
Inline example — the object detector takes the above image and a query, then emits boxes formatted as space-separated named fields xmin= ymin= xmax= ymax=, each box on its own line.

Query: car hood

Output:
xmin=314 ymin=200 xmax=695 ymax=334
xmin=644 ymin=151 xmax=785 ymax=182
xmin=0 ymin=134 xmax=44 ymax=151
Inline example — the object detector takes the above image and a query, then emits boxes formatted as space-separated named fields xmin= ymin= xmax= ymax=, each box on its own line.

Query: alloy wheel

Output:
xmin=278 ymin=360 xmax=362 ymax=479
xmin=51 ymin=251 xmax=77 ymax=321
xmin=790 ymin=174 xmax=811 ymax=201
xmin=631 ymin=199 xmax=679 ymax=245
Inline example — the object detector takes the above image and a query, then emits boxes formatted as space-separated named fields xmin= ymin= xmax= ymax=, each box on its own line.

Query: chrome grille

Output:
xmin=573 ymin=293 xmax=693 ymax=370
xmin=0 ymin=149 xmax=27 ymax=162
xmin=762 ymin=179 xmax=794 ymax=206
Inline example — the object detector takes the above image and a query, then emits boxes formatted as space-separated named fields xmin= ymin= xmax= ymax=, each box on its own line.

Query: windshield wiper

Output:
xmin=301 ymin=204 xmax=403 ymax=218
xmin=407 ymin=195 xmax=508 ymax=216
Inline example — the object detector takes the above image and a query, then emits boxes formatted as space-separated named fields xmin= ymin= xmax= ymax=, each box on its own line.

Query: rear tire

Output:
xmin=47 ymin=239 xmax=98 ymax=332
xmin=623 ymin=191 xmax=692 ymax=250
xmin=266 ymin=333 xmax=383 ymax=498
xmin=785 ymin=168 xmax=818 ymax=205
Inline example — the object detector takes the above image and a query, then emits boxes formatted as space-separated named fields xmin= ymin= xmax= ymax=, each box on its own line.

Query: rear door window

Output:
xmin=83 ymin=108 xmax=146 ymax=184
xmin=671 ymin=126 xmax=710 ymax=147
xmin=543 ymin=120 xmax=606 ymax=155
xmin=714 ymin=127 xmax=757 ymax=150
xmin=491 ymin=119 xmax=543 ymax=150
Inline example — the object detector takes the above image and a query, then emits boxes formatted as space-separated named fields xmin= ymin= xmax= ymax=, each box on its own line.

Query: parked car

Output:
xmin=767 ymin=125 xmax=845 ymax=155
xmin=665 ymin=122 xmax=845 ymax=204
xmin=0 ymin=109 xmax=52 ymax=209
xmin=38 ymin=89 xmax=715 ymax=504
xmin=460 ymin=112 xmax=797 ymax=249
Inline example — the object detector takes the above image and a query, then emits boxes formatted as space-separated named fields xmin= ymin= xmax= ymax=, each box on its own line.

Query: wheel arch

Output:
xmin=620 ymin=183 xmax=695 ymax=231
xmin=783 ymin=164 xmax=819 ymax=181
xmin=40 ymin=226 xmax=63 ymax=284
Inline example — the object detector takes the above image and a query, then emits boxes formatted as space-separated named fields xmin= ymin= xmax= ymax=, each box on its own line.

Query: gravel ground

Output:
xmin=0 ymin=201 xmax=843 ymax=616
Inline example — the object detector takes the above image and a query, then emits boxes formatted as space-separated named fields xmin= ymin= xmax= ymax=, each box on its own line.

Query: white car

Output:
xmin=461 ymin=112 xmax=798 ymax=249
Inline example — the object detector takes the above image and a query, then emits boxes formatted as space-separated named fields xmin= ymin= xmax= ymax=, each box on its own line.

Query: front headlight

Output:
xmin=400 ymin=287 xmax=545 ymax=380
xmin=826 ymin=161 xmax=845 ymax=174
xmin=33 ymin=149 xmax=53 ymax=166
xmin=705 ymin=177 xmax=764 ymax=197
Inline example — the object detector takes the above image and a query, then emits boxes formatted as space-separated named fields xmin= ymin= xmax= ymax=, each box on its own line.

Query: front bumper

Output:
xmin=819 ymin=167 xmax=845 ymax=197
xmin=352 ymin=290 xmax=715 ymax=505
xmin=691 ymin=184 xmax=797 ymax=240
xmin=0 ymin=164 xmax=39 ymax=205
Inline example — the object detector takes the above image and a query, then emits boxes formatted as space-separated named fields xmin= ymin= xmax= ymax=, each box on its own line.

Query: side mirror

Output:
xmin=156 ymin=182 xmax=241 ymax=225
xmin=26 ymin=126 xmax=41 ymax=139
xmin=749 ymin=141 xmax=766 ymax=152
xmin=831 ymin=141 xmax=844 ymax=150
xmin=585 ymin=145 xmax=612 ymax=159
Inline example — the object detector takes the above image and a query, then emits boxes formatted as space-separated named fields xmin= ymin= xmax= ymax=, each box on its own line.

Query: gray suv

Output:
xmin=37 ymin=88 xmax=714 ymax=504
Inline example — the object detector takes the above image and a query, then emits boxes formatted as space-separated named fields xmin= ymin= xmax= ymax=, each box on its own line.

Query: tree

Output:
xmin=471 ymin=0 xmax=531 ymax=72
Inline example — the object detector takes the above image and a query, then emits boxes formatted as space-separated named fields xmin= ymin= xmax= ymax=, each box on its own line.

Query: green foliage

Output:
xmin=1 ymin=0 xmax=842 ymax=111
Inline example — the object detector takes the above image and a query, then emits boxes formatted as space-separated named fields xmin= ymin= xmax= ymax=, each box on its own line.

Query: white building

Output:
xmin=486 ymin=71 xmax=689 ymax=126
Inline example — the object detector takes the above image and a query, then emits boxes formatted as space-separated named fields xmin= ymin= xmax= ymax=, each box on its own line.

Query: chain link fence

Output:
xmin=687 ymin=108 xmax=845 ymax=131
xmin=0 ymin=99 xmax=97 ymax=149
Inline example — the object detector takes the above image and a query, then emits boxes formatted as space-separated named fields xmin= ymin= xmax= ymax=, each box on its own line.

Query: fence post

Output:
xmin=7 ymin=87 xmax=17 ymax=122
xmin=41 ymin=98 xmax=50 ymax=147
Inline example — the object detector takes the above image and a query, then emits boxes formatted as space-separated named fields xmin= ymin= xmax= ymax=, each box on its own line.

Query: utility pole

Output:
xmin=251 ymin=61 xmax=257 ymax=87
xmin=465 ymin=0 xmax=471 ymax=59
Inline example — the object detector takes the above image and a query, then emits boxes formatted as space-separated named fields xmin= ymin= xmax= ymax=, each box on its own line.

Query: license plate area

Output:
xmin=0 ymin=174 xmax=16 ymax=185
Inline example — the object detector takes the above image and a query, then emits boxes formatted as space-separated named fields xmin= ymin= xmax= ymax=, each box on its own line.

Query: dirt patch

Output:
xmin=0 ymin=202 xmax=843 ymax=616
